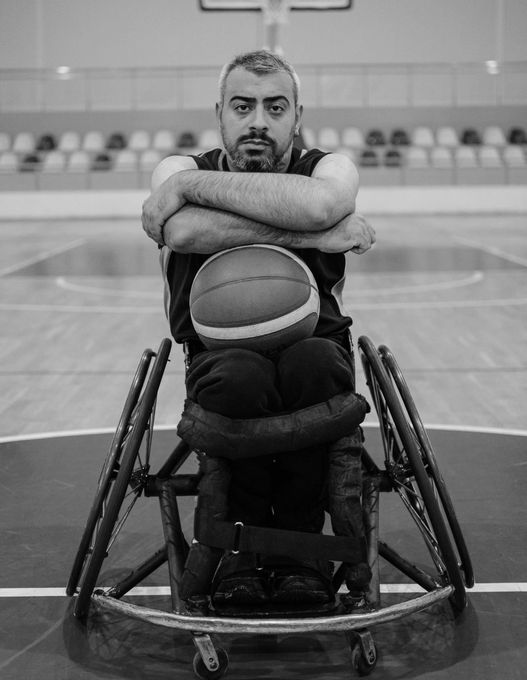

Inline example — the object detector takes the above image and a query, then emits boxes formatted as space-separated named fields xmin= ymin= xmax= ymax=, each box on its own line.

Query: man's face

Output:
xmin=217 ymin=67 xmax=302 ymax=172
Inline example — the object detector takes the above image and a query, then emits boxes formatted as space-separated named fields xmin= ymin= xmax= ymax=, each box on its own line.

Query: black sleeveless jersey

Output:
xmin=160 ymin=146 xmax=352 ymax=345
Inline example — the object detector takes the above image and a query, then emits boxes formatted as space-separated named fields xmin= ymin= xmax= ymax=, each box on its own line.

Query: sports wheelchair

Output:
xmin=65 ymin=336 xmax=474 ymax=678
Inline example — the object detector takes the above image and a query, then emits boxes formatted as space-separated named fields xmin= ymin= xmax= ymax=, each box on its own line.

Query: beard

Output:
xmin=221 ymin=126 xmax=295 ymax=173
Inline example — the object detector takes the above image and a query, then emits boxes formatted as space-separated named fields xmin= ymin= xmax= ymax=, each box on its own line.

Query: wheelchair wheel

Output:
xmin=70 ymin=338 xmax=171 ymax=619
xmin=358 ymin=336 xmax=467 ymax=612
xmin=379 ymin=344 xmax=474 ymax=590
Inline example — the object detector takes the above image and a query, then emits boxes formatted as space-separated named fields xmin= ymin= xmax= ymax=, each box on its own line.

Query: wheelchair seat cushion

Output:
xmin=177 ymin=390 xmax=370 ymax=459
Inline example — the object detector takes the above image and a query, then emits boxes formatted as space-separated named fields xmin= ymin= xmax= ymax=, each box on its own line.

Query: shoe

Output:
xmin=271 ymin=567 xmax=334 ymax=604
xmin=212 ymin=570 xmax=270 ymax=605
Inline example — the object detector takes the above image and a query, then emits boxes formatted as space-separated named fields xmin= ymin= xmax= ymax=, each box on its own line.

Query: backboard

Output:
xmin=199 ymin=0 xmax=352 ymax=53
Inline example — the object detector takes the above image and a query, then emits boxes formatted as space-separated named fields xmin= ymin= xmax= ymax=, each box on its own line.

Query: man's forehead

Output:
xmin=224 ymin=67 xmax=295 ymax=101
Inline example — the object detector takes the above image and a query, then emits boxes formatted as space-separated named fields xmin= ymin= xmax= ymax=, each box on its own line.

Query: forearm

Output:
xmin=165 ymin=169 xmax=353 ymax=232
xmin=164 ymin=203 xmax=328 ymax=254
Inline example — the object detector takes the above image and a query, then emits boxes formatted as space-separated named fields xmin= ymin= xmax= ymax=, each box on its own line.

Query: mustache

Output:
xmin=238 ymin=132 xmax=275 ymax=145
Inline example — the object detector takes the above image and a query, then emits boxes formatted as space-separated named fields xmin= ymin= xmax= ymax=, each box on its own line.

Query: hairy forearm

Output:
xmin=164 ymin=203 xmax=328 ymax=254
xmin=165 ymin=169 xmax=352 ymax=232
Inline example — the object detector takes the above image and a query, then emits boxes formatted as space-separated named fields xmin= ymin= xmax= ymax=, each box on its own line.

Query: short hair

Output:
xmin=218 ymin=50 xmax=300 ymax=107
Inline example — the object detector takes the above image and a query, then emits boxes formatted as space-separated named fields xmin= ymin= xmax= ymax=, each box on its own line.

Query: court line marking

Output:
xmin=3 ymin=295 xmax=527 ymax=314
xmin=1 ymin=583 xmax=526 ymax=598
xmin=1 ymin=423 xmax=526 ymax=445
xmin=53 ymin=271 xmax=485 ymax=299
xmin=55 ymin=276 xmax=161 ymax=299
xmin=455 ymin=236 xmax=527 ymax=269
xmin=344 ymin=296 xmax=527 ymax=310
xmin=0 ymin=238 xmax=87 ymax=277
xmin=347 ymin=271 xmax=485 ymax=295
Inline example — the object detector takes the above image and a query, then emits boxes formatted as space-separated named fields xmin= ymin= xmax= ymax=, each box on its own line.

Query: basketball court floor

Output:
xmin=0 ymin=212 xmax=526 ymax=679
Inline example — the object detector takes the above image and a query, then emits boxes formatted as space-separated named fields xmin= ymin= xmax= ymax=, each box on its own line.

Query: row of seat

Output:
xmin=0 ymin=149 xmax=164 ymax=174
xmin=2 ymin=125 xmax=526 ymax=157
xmin=305 ymin=125 xmax=527 ymax=150
xmin=2 ymin=143 xmax=525 ymax=176
xmin=354 ymin=144 xmax=527 ymax=168
xmin=0 ymin=129 xmax=219 ymax=155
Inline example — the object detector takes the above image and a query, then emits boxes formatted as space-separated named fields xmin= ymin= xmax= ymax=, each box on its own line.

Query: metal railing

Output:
xmin=1 ymin=61 xmax=526 ymax=112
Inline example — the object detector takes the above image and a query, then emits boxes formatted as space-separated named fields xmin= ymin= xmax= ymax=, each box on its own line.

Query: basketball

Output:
xmin=189 ymin=244 xmax=320 ymax=352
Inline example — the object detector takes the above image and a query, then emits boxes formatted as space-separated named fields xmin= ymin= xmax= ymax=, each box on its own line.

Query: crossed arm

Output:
xmin=141 ymin=152 xmax=375 ymax=254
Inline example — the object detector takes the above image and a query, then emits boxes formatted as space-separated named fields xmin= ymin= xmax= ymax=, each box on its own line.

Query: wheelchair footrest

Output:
xmin=209 ymin=599 xmax=341 ymax=619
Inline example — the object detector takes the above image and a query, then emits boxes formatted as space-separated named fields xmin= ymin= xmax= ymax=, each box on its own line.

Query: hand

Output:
xmin=317 ymin=213 xmax=376 ymax=254
xmin=141 ymin=175 xmax=187 ymax=245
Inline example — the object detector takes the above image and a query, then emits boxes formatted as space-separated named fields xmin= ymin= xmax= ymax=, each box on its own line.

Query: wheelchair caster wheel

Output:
xmin=192 ymin=647 xmax=229 ymax=680
xmin=350 ymin=630 xmax=377 ymax=676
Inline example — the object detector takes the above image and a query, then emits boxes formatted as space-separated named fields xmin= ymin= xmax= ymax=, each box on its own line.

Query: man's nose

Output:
xmin=249 ymin=105 xmax=268 ymax=132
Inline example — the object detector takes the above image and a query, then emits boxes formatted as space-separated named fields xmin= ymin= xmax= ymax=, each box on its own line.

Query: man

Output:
xmin=142 ymin=50 xmax=375 ymax=606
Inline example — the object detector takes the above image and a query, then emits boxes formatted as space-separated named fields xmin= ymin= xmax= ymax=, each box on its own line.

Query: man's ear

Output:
xmin=295 ymin=104 xmax=304 ymax=131
xmin=215 ymin=102 xmax=221 ymax=121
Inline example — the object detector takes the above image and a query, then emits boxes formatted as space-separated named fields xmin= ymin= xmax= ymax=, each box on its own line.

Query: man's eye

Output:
xmin=235 ymin=104 xmax=250 ymax=112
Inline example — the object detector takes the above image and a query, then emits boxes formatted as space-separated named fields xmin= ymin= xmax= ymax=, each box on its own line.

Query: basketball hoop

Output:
xmin=198 ymin=1 xmax=352 ymax=54
xmin=262 ymin=0 xmax=291 ymax=54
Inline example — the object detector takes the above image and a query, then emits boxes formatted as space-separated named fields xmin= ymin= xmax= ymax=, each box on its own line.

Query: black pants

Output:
xmin=186 ymin=336 xmax=355 ymax=533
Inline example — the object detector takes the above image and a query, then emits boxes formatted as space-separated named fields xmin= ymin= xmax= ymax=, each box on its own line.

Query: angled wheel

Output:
xmin=68 ymin=338 xmax=172 ymax=619
xmin=379 ymin=344 xmax=474 ymax=589
xmin=358 ymin=336 xmax=467 ymax=612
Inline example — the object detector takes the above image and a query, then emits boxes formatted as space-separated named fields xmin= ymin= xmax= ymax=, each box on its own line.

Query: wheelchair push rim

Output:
xmin=70 ymin=338 xmax=172 ymax=619
xmin=358 ymin=335 xmax=467 ymax=612
xmin=378 ymin=344 xmax=475 ymax=589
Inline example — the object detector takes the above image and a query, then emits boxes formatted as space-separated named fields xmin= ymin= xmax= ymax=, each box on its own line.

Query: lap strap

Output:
xmin=177 ymin=391 xmax=370 ymax=459
xmin=195 ymin=517 xmax=363 ymax=564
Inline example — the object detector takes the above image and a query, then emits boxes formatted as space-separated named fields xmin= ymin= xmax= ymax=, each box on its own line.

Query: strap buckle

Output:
xmin=231 ymin=521 xmax=244 ymax=554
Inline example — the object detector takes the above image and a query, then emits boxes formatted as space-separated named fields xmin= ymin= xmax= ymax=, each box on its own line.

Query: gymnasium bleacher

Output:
xmin=0 ymin=123 xmax=526 ymax=191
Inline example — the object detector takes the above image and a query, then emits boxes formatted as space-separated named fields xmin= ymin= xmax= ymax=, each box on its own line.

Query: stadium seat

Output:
xmin=152 ymin=129 xmax=176 ymax=153
xmin=318 ymin=127 xmax=340 ymax=151
xmin=455 ymin=146 xmax=478 ymax=167
xmin=403 ymin=146 xmax=453 ymax=185
xmin=336 ymin=146 xmax=357 ymax=163
xmin=91 ymin=152 xmax=113 ymax=171
xmin=299 ymin=127 xmax=316 ymax=148
xmin=36 ymin=134 xmax=57 ymax=152
xmin=461 ymin=128 xmax=481 ymax=145
xmin=139 ymin=149 xmax=162 ymax=188
xmin=0 ymin=151 xmax=37 ymax=189
xmin=436 ymin=126 xmax=459 ymax=148
xmin=503 ymin=145 xmax=527 ymax=183
xmin=82 ymin=131 xmax=105 ymax=153
xmin=405 ymin=146 xmax=429 ymax=168
xmin=198 ymin=128 xmax=221 ymax=150
xmin=0 ymin=133 xmax=11 ymax=153
xmin=128 ymin=130 xmax=151 ymax=151
xmin=365 ymin=129 xmax=386 ymax=146
xmin=478 ymin=145 xmax=502 ymax=168
xmin=507 ymin=127 xmax=527 ymax=145
xmin=359 ymin=149 xmax=380 ymax=167
xmin=482 ymin=126 xmax=507 ymax=147
xmin=68 ymin=150 xmax=91 ymax=173
xmin=19 ymin=153 xmax=41 ymax=172
xmin=384 ymin=149 xmax=402 ymax=167
xmin=430 ymin=146 xmax=454 ymax=168
xmin=503 ymin=145 xmax=527 ymax=166
xmin=12 ymin=132 xmax=36 ymax=154
xmin=0 ymin=151 xmax=18 ymax=172
xmin=40 ymin=150 xmax=88 ymax=190
xmin=177 ymin=131 xmax=197 ymax=149
xmin=139 ymin=149 xmax=162 ymax=171
xmin=106 ymin=132 xmax=127 ymax=150
xmin=113 ymin=149 xmax=138 ymax=171
xmin=411 ymin=126 xmax=435 ymax=148
xmin=341 ymin=126 xmax=364 ymax=150
xmin=41 ymin=150 xmax=67 ymax=172
xmin=58 ymin=131 xmax=81 ymax=152
xmin=390 ymin=128 xmax=410 ymax=146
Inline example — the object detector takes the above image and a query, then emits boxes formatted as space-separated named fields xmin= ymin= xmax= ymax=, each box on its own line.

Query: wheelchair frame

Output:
xmin=65 ymin=336 xmax=474 ymax=678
